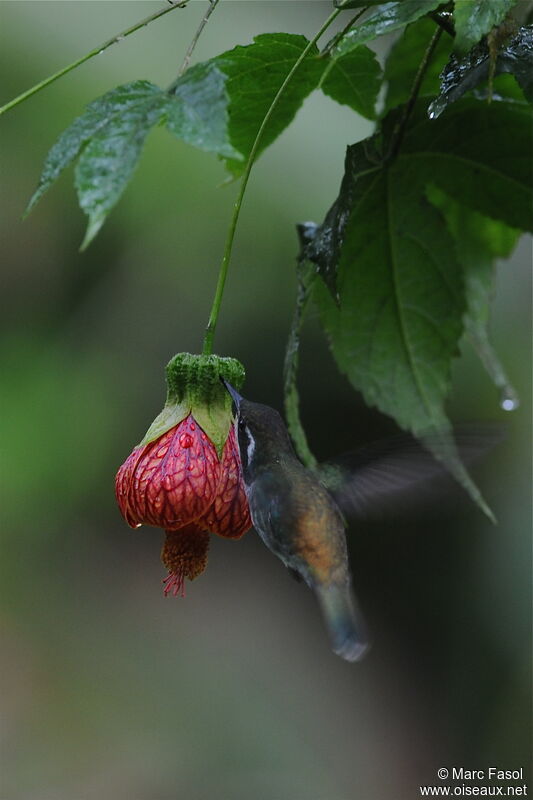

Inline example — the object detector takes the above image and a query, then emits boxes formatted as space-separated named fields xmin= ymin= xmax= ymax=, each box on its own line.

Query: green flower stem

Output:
xmin=202 ymin=5 xmax=343 ymax=356
xmin=0 ymin=0 xmax=191 ymax=117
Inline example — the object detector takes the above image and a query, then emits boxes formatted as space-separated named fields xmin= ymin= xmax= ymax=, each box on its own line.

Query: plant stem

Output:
xmin=320 ymin=6 xmax=368 ymax=57
xmin=171 ymin=0 xmax=221 ymax=87
xmin=202 ymin=5 xmax=342 ymax=356
xmin=0 ymin=0 xmax=190 ymax=117
xmin=429 ymin=11 xmax=455 ymax=38
xmin=283 ymin=263 xmax=318 ymax=469
xmin=388 ymin=26 xmax=443 ymax=160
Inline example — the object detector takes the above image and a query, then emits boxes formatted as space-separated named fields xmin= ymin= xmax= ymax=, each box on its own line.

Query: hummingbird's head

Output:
xmin=221 ymin=379 xmax=294 ymax=482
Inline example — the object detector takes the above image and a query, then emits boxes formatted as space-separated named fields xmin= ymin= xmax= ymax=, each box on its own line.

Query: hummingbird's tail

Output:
xmin=316 ymin=582 xmax=369 ymax=662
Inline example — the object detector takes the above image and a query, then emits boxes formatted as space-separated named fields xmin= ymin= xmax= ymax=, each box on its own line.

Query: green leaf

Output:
xmin=75 ymin=87 xmax=168 ymax=249
xmin=453 ymin=0 xmax=517 ymax=54
xmin=398 ymin=99 xmax=533 ymax=231
xmin=320 ymin=43 xmax=382 ymax=119
xmin=428 ymin=186 xmax=521 ymax=409
xmin=304 ymin=99 xmax=532 ymax=295
xmin=314 ymin=148 xmax=465 ymax=441
xmin=26 ymin=81 xmax=165 ymax=217
xmin=428 ymin=26 xmax=533 ymax=117
xmin=383 ymin=17 xmax=453 ymax=113
xmin=311 ymin=141 xmax=494 ymax=518
xmin=336 ymin=0 xmax=443 ymax=49
xmin=216 ymin=33 xmax=323 ymax=175
xmin=305 ymin=98 xmax=532 ymax=517
xmin=27 ymin=34 xmax=323 ymax=242
xmin=166 ymin=62 xmax=242 ymax=160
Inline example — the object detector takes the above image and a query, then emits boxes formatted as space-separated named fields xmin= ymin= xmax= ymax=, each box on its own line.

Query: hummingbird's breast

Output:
xmin=246 ymin=457 xmax=349 ymax=587
xmin=291 ymin=482 xmax=348 ymax=585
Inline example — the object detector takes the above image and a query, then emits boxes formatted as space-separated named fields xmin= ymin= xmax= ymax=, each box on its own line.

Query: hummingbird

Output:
xmin=222 ymin=379 xmax=369 ymax=663
xmin=221 ymin=379 xmax=502 ymax=661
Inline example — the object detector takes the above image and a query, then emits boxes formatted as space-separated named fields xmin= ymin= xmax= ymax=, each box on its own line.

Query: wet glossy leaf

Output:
xmin=429 ymin=25 xmax=533 ymax=117
xmin=26 ymin=35 xmax=323 ymax=243
xmin=26 ymin=81 xmax=165 ymax=217
xmin=75 ymin=90 xmax=168 ymax=249
xmin=335 ymin=0 xmax=443 ymax=49
xmin=166 ymin=62 xmax=242 ymax=160
xmin=320 ymin=43 xmax=382 ymax=119
xmin=453 ymin=0 xmax=517 ymax=54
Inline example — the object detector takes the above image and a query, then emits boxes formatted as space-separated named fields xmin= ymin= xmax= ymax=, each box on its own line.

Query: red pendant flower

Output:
xmin=115 ymin=353 xmax=251 ymax=594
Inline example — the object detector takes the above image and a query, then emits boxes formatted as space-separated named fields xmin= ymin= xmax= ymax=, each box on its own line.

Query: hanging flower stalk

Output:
xmin=115 ymin=353 xmax=251 ymax=596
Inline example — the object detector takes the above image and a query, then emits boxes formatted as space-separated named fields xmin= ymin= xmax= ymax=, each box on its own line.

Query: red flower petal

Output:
xmin=197 ymin=425 xmax=252 ymax=539
xmin=115 ymin=414 xmax=220 ymax=530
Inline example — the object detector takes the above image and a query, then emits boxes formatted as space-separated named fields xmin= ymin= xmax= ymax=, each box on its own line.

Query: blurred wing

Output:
xmin=318 ymin=424 xmax=504 ymax=520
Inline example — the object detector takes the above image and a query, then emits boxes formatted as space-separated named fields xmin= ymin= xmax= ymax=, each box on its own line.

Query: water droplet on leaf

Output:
xmin=500 ymin=387 xmax=519 ymax=411
xmin=427 ymin=98 xmax=445 ymax=120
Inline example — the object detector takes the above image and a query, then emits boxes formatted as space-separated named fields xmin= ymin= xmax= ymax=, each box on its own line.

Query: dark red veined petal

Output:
xmin=197 ymin=425 xmax=252 ymax=539
xmin=115 ymin=414 xmax=220 ymax=530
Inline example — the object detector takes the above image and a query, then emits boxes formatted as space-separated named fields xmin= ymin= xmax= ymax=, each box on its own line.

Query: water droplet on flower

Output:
xmin=135 ymin=523 xmax=142 ymax=529
xmin=500 ymin=387 xmax=519 ymax=411
xmin=190 ymin=423 xmax=196 ymax=431
xmin=179 ymin=433 xmax=193 ymax=448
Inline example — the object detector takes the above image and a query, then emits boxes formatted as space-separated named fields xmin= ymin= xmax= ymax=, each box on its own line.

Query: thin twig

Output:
xmin=202 ymin=5 xmax=343 ymax=356
xmin=388 ymin=27 xmax=443 ymax=161
xmin=0 ymin=0 xmax=191 ymax=117
xmin=172 ymin=0 xmax=221 ymax=86
xmin=320 ymin=6 xmax=368 ymax=57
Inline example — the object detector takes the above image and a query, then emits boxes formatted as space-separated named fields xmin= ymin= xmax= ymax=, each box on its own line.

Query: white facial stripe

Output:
xmin=246 ymin=428 xmax=255 ymax=466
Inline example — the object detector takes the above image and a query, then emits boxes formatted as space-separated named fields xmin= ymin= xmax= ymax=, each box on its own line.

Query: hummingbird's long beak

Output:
xmin=220 ymin=377 xmax=242 ymax=410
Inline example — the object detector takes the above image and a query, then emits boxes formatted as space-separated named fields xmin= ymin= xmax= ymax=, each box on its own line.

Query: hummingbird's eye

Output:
xmin=238 ymin=417 xmax=246 ymax=430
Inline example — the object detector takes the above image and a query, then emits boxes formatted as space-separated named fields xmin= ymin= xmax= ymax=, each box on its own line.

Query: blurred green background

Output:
xmin=1 ymin=3 xmax=531 ymax=799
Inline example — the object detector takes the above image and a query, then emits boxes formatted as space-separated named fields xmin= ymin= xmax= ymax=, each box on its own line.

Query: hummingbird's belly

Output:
xmin=248 ymin=479 xmax=348 ymax=586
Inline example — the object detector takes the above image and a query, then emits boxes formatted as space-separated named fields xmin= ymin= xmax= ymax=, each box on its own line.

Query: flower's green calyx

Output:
xmin=139 ymin=352 xmax=245 ymax=456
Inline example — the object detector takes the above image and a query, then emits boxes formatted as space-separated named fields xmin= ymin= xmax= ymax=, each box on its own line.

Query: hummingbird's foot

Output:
xmin=162 ymin=569 xmax=186 ymax=598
